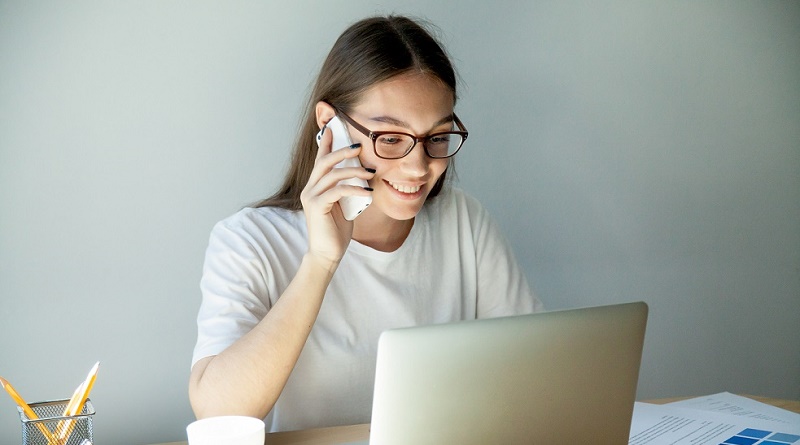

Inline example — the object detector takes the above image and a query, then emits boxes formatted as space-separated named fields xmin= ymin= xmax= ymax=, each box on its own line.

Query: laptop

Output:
xmin=360 ymin=301 xmax=648 ymax=444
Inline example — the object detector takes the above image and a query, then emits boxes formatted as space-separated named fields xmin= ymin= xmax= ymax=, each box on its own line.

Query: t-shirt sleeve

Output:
xmin=466 ymin=195 xmax=544 ymax=317
xmin=191 ymin=219 xmax=271 ymax=368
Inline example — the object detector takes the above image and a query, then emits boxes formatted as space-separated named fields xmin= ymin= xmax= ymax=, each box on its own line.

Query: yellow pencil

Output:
xmin=0 ymin=376 xmax=57 ymax=444
xmin=56 ymin=362 xmax=99 ymax=443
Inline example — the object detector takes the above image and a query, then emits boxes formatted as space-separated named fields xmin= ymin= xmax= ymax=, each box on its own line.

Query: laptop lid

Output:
xmin=368 ymin=301 xmax=648 ymax=444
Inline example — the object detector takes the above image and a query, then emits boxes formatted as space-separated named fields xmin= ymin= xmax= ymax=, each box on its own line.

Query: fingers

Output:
xmin=302 ymin=141 xmax=374 ymax=211
xmin=307 ymin=138 xmax=369 ymax=189
xmin=305 ymin=183 xmax=373 ymax=213
xmin=315 ymin=124 xmax=360 ymax=160
xmin=315 ymin=166 xmax=374 ymax=192
xmin=302 ymin=167 xmax=375 ymax=209
xmin=319 ymin=143 xmax=363 ymax=170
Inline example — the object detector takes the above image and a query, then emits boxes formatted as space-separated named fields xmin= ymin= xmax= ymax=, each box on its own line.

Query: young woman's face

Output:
xmin=346 ymin=73 xmax=455 ymax=222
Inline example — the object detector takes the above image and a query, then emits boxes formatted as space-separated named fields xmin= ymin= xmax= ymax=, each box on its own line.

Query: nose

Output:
xmin=398 ymin=143 xmax=430 ymax=177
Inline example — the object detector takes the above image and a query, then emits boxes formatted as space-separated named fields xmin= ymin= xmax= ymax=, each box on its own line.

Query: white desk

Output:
xmin=152 ymin=395 xmax=800 ymax=445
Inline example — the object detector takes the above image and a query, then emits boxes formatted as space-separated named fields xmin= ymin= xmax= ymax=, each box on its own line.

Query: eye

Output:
xmin=428 ymin=134 xmax=451 ymax=145
xmin=377 ymin=134 xmax=405 ymax=145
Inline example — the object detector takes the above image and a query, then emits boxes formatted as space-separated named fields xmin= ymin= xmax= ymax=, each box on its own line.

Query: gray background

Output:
xmin=1 ymin=1 xmax=798 ymax=444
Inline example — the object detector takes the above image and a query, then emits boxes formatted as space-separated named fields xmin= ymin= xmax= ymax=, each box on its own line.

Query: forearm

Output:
xmin=189 ymin=253 xmax=338 ymax=419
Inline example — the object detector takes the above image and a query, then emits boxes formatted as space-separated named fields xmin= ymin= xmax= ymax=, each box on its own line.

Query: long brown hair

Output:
xmin=253 ymin=15 xmax=458 ymax=209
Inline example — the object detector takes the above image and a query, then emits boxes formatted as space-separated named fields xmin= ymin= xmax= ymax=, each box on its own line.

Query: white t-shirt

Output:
xmin=192 ymin=187 xmax=542 ymax=432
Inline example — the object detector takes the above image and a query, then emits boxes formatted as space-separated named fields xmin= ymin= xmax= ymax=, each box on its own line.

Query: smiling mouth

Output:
xmin=387 ymin=180 xmax=422 ymax=194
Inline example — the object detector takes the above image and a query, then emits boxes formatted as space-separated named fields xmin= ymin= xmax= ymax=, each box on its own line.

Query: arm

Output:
xmin=188 ymin=128 xmax=374 ymax=419
xmin=189 ymin=252 xmax=337 ymax=419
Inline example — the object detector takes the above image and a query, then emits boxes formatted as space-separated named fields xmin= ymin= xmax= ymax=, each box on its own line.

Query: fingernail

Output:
xmin=363 ymin=187 xmax=373 ymax=191
xmin=349 ymin=143 xmax=361 ymax=149
xmin=364 ymin=168 xmax=376 ymax=173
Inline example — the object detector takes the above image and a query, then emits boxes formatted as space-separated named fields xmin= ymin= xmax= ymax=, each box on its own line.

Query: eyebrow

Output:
xmin=369 ymin=114 xmax=455 ymax=130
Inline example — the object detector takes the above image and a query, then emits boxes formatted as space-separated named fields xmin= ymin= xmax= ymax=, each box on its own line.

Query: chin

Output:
xmin=377 ymin=199 xmax=426 ymax=221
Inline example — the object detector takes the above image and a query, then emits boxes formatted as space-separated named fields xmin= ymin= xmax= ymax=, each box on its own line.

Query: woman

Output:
xmin=189 ymin=15 xmax=542 ymax=432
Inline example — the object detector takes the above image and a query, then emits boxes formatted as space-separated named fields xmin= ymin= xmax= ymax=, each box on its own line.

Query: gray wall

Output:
xmin=1 ymin=1 xmax=797 ymax=443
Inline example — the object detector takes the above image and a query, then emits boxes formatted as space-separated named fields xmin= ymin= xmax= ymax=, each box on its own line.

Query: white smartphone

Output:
xmin=315 ymin=115 xmax=372 ymax=220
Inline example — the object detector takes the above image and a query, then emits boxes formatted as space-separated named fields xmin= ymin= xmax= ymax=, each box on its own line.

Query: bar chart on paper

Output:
xmin=629 ymin=393 xmax=800 ymax=445
xmin=718 ymin=429 xmax=799 ymax=445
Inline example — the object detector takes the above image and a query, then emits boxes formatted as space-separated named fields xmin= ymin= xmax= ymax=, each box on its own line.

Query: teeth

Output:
xmin=388 ymin=181 xmax=421 ymax=194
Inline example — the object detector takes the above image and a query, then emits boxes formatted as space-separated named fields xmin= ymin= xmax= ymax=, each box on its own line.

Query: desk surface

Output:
xmin=156 ymin=395 xmax=800 ymax=445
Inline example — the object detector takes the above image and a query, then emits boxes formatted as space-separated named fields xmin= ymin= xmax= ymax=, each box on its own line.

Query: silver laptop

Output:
xmin=364 ymin=301 xmax=648 ymax=444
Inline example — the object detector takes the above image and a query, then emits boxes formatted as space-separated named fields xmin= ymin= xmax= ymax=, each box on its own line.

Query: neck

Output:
xmin=352 ymin=210 xmax=415 ymax=253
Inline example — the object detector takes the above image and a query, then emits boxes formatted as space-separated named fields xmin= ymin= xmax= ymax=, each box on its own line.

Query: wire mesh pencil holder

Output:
xmin=18 ymin=398 xmax=94 ymax=445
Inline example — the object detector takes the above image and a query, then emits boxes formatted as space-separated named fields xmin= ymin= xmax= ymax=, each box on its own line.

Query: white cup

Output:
xmin=186 ymin=416 xmax=265 ymax=445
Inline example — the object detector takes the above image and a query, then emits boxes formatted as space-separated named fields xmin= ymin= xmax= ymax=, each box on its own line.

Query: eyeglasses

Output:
xmin=335 ymin=109 xmax=468 ymax=159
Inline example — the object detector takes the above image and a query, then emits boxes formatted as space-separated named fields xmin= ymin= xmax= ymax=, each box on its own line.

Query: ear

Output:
xmin=315 ymin=101 xmax=337 ymax=130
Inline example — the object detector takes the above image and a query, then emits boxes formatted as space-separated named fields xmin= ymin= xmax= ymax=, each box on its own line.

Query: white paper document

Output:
xmin=629 ymin=394 xmax=800 ymax=445
xmin=665 ymin=392 xmax=800 ymax=425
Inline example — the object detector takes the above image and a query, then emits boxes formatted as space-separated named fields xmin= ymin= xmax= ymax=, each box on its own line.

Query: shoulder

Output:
xmin=210 ymin=206 xmax=306 ymax=245
xmin=216 ymin=206 xmax=303 ymax=230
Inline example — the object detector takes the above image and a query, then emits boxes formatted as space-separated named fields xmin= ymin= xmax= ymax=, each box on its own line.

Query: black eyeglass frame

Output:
xmin=334 ymin=108 xmax=469 ymax=159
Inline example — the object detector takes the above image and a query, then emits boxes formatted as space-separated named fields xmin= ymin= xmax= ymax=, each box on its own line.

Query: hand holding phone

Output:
xmin=315 ymin=115 xmax=372 ymax=220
